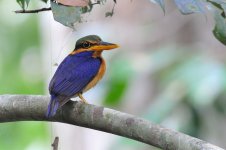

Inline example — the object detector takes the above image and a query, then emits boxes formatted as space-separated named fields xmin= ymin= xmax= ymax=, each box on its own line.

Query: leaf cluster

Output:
xmin=152 ymin=0 xmax=226 ymax=45
xmin=16 ymin=0 xmax=226 ymax=46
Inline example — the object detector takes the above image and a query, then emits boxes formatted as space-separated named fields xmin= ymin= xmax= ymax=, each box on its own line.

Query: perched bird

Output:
xmin=46 ymin=35 xmax=119 ymax=117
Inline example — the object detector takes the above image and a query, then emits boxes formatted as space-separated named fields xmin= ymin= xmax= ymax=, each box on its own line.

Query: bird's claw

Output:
xmin=78 ymin=93 xmax=89 ymax=104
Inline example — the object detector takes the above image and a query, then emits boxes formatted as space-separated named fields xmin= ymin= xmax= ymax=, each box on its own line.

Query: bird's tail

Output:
xmin=46 ymin=95 xmax=59 ymax=118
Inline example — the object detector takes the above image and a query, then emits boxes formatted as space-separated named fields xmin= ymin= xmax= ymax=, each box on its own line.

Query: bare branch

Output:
xmin=15 ymin=7 xmax=51 ymax=14
xmin=0 ymin=95 xmax=223 ymax=150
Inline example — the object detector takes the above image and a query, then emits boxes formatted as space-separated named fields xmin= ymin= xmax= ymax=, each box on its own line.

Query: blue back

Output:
xmin=49 ymin=51 xmax=101 ymax=103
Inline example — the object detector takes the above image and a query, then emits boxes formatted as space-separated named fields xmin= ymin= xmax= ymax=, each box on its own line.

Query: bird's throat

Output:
xmin=92 ymin=51 xmax=103 ymax=58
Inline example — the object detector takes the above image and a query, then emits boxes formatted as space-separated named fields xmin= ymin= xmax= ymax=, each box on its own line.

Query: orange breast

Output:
xmin=83 ymin=57 xmax=106 ymax=92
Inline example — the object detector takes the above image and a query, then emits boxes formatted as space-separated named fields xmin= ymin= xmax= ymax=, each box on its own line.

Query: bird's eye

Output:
xmin=83 ymin=42 xmax=91 ymax=48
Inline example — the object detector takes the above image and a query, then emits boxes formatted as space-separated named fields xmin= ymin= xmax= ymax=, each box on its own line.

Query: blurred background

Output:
xmin=0 ymin=0 xmax=226 ymax=150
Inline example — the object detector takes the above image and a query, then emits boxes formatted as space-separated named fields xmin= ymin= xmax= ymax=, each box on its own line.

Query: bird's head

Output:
xmin=71 ymin=35 xmax=119 ymax=54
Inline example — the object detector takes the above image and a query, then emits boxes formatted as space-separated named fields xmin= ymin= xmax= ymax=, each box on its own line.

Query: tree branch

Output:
xmin=0 ymin=95 xmax=223 ymax=150
xmin=14 ymin=7 xmax=51 ymax=14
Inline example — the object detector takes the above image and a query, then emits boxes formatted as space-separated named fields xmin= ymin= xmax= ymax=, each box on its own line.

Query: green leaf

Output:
xmin=50 ymin=1 xmax=98 ymax=28
xmin=41 ymin=0 xmax=49 ymax=3
xmin=51 ymin=1 xmax=83 ymax=28
xmin=213 ymin=8 xmax=226 ymax=45
xmin=207 ymin=0 xmax=226 ymax=6
xmin=174 ymin=0 xmax=205 ymax=14
xmin=207 ymin=0 xmax=226 ymax=18
xmin=16 ymin=0 xmax=30 ymax=10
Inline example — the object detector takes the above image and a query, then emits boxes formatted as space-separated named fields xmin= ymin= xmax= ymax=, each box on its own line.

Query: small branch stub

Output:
xmin=52 ymin=136 xmax=59 ymax=150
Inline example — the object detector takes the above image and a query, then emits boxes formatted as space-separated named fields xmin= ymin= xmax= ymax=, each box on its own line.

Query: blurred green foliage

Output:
xmin=107 ymin=47 xmax=226 ymax=149
xmin=103 ymin=58 xmax=134 ymax=106
xmin=0 ymin=122 xmax=49 ymax=150
xmin=0 ymin=12 xmax=44 ymax=94
xmin=0 ymin=1 xmax=49 ymax=149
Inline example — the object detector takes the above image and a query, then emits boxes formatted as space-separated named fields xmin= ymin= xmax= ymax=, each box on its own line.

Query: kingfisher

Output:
xmin=46 ymin=35 xmax=119 ymax=117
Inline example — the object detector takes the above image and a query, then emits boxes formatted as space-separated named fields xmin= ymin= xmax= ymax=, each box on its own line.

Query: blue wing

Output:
xmin=46 ymin=52 xmax=101 ymax=117
xmin=50 ymin=53 xmax=101 ymax=101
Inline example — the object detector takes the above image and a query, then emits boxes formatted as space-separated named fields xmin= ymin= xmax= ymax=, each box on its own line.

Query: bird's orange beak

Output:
xmin=91 ymin=41 xmax=119 ymax=51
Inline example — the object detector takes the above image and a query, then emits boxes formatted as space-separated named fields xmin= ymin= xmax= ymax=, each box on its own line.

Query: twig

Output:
xmin=0 ymin=95 xmax=223 ymax=150
xmin=52 ymin=137 xmax=59 ymax=150
xmin=15 ymin=7 xmax=51 ymax=14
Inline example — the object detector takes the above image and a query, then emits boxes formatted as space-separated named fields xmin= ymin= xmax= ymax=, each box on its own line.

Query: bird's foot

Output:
xmin=78 ymin=93 xmax=89 ymax=104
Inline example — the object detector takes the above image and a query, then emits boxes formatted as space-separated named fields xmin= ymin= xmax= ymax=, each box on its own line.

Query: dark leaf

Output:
xmin=207 ymin=0 xmax=226 ymax=18
xmin=213 ymin=8 xmax=226 ymax=45
xmin=41 ymin=0 xmax=49 ymax=3
xmin=16 ymin=0 xmax=30 ymax=9
xmin=105 ymin=11 xmax=114 ymax=17
xmin=150 ymin=0 xmax=165 ymax=13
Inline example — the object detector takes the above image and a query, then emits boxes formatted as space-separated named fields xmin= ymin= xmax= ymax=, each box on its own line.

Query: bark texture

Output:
xmin=0 ymin=95 xmax=223 ymax=150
